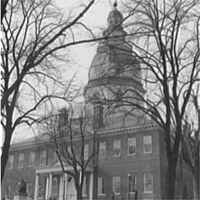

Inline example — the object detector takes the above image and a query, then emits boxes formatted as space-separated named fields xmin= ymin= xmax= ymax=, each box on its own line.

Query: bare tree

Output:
xmin=125 ymin=1 xmax=200 ymax=199
xmin=42 ymin=104 xmax=98 ymax=200
xmin=182 ymin=85 xmax=200 ymax=199
xmin=1 ymin=0 xmax=101 ymax=182
xmin=100 ymin=0 xmax=200 ymax=199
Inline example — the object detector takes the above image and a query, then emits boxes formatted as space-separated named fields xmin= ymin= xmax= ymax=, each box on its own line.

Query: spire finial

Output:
xmin=113 ymin=0 xmax=118 ymax=8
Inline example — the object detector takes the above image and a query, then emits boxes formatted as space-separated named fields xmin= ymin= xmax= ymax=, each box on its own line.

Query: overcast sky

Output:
xmin=12 ymin=0 xmax=117 ymax=142
xmin=55 ymin=0 xmax=117 ymax=85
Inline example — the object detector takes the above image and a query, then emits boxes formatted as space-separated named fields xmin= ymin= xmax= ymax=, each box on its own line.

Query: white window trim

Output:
xmin=84 ymin=143 xmax=89 ymax=160
xmin=99 ymin=141 xmax=106 ymax=159
xmin=39 ymin=151 xmax=47 ymax=166
xmin=113 ymin=176 xmax=121 ymax=195
xmin=8 ymin=155 xmax=14 ymax=169
xmin=144 ymin=173 xmax=153 ymax=193
xmin=143 ymin=135 xmax=152 ymax=154
xmin=113 ymin=149 xmax=121 ymax=157
xmin=128 ymin=137 xmax=136 ymax=156
xmin=28 ymin=152 xmax=35 ymax=167
xmin=128 ymin=174 xmax=137 ymax=193
xmin=113 ymin=140 xmax=121 ymax=157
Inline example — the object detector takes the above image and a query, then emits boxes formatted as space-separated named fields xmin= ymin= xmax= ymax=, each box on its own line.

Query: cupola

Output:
xmin=107 ymin=1 xmax=123 ymax=28
xmin=84 ymin=1 xmax=145 ymax=105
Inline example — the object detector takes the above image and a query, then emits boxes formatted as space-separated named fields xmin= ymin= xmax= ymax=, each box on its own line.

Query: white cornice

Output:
xmin=10 ymin=122 xmax=161 ymax=150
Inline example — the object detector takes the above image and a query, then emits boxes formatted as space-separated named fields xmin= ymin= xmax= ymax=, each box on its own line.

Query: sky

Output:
xmin=56 ymin=0 xmax=114 ymax=85
xmin=12 ymin=0 xmax=117 ymax=142
xmin=4 ymin=0 xmax=200 ymax=144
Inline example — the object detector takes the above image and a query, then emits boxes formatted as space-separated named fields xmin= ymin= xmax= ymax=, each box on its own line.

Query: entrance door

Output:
xmin=66 ymin=176 xmax=77 ymax=200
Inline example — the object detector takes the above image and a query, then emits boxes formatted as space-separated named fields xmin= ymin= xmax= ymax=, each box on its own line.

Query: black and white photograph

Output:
xmin=1 ymin=0 xmax=200 ymax=200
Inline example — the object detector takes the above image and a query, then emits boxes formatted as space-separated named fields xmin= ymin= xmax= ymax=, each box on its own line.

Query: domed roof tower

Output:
xmin=84 ymin=2 xmax=145 ymax=128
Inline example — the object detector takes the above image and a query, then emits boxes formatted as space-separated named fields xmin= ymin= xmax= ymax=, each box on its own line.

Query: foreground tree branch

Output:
xmin=1 ymin=0 xmax=9 ymax=21
xmin=182 ymin=85 xmax=200 ymax=199
xmin=42 ymin=104 xmax=98 ymax=200
xmin=1 ymin=0 xmax=99 ymax=182
xmin=99 ymin=1 xmax=200 ymax=199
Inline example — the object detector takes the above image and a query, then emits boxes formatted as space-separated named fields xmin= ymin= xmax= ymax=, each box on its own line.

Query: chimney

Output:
xmin=93 ymin=104 xmax=104 ymax=130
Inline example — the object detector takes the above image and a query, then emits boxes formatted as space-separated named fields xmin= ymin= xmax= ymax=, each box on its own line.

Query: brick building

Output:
xmin=2 ymin=3 xmax=193 ymax=200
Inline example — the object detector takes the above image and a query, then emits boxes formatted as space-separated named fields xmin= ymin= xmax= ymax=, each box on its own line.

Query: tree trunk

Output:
xmin=1 ymin=126 xmax=13 ymax=182
xmin=192 ymin=170 xmax=199 ymax=200
xmin=166 ymin=161 xmax=177 ymax=199
xmin=1 ymin=0 xmax=9 ymax=21
xmin=77 ymin=188 xmax=83 ymax=200
xmin=193 ymin=130 xmax=200 ymax=200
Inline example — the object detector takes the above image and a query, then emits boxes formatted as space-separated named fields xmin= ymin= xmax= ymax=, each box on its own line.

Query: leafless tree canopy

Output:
xmin=42 ymin=104 xmax=97 ymax=200
xmin=1 ymin=0 xmax=98 ymax=182
xmin=96 ymin=1 xmax=200 ymax=199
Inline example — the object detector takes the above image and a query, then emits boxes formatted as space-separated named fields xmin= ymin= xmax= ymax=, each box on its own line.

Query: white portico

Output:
xmin=34 ymin=161 xmax=94 ymax=200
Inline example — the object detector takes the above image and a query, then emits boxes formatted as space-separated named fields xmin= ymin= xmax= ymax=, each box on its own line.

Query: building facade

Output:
xmin=2 ymin=3 xmax=194 ymax=200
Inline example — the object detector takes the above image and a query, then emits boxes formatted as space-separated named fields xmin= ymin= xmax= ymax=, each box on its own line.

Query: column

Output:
xmin=34 ymin=173 xmax=39 ymax=200
xmin=64 ymin=174 xmax=68 ymax=199
xmin=49 ymin=172 xmax=53 ymax=198
xmin=89 ymin=173 xmax=94 ymax=200
xmin=59 ymin=175 xmax=64 ymax=200
xmin=45 ymin=176 xmax=49 ymax=199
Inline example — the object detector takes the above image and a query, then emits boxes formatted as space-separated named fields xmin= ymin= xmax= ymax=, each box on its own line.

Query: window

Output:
xmin=113 ymin=140 xmax=121 ymax=157
xmin=18 ymin=153 xmax=24 ymax=168
xmin=112 ymin=176 xmax=121 ymax=194
xmin=7 ymin=155 xmax=14 ymax=169
xmin=28 ymin=152 xmax=35 ymax=167
xmin=143 ymin=135 xmax=152 ymax=153
xmin=84 ymin=144 xmax=89 ymax=160
xmin=98 ymin=177 xmax=105 ymax=195
xmin=39 ymin=151 xmax=47 ymax=165
xmin=99 ymin=141 xmax=106 ymax=159
xmin=128 ymin=174 xmax=137 ymax=193
xmin=144 ymin=173 xmax=153 ymax=193
xmin=128 ymin=137 xmax=136 ymax=155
